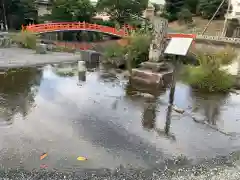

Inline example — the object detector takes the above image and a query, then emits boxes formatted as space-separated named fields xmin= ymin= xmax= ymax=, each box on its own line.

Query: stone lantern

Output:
xmin=144 ymin=2 xmax=155 ymax=22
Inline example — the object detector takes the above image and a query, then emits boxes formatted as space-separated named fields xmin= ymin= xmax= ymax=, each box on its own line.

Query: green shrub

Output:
xmin=182 ymin=47 xmax=236 ymax=93
xmin=194 ymin=46 xmax=236 ymax=67
xmin=126 ymin=32 xmax=151 ymax=67
xmin=182 ymin=65 xmax=235 ymax=93
xmin=103 ymin=32 xmax=151 ymax=70
xmin=12 ymin=31 xmax=37 ymax=49
xmin=177 ymin=8 xmax=193 ymax=24
xmin=104 ymin=45 xmax=126 ymax=58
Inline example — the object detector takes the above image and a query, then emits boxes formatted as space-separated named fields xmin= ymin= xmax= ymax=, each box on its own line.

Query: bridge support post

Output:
xmin=59 ymin=32 xmax=64 ymax=41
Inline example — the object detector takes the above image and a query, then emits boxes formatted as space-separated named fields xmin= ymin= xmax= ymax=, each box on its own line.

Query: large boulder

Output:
xmin=130 ymin=68 xmax=173 ymax=88
xmin=131 ymin=69 xmax=163 ymax=85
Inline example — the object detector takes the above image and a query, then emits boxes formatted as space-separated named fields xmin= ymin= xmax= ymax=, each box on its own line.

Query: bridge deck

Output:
xmin=0 ymin=47 xmax=81 ymax=69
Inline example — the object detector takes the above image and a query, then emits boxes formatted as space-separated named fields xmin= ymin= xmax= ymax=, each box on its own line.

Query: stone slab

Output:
xmin=131 ymin=69 xmax=163 ymax=85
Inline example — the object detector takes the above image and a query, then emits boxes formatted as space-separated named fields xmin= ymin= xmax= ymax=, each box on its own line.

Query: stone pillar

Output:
xmin=149 ymin=18 xmax=168 ymax=62
xmin=78 ymin=61 xmax=86 ymax=81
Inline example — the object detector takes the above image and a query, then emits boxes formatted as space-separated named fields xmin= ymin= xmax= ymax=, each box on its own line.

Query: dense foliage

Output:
xmin=103 ymin=32 xmax=151 ymax=70
xmin=0 ymin=0 xmax=38 ymax=29
xmin=163 ymin=0 xmax=227 ymax=22
xmin=43 ymin=0 xmax=95 ymax=22
xmin=96 ymin=0 xmax=148 ymax=24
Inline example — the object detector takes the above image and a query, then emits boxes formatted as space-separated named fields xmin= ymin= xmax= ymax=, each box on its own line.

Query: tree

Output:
xmin=177 ymin=7 xmax=193 ymax=24
xmin=0 ymin=0 xmax=38 ymax=29
xmin=47 ymin=0 xmax=95 ymax=22
xmin=96 ymin=0 xmax=148 ymax=24
xmin=198 ymin=0 xmax=227 ymax=19
xmin=164 ymin=0 xmax=185 ymax=21
xmin=184 ymin=0 xmax=199 ymax=14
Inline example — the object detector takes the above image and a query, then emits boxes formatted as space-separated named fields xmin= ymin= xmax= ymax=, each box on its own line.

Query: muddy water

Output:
xmin=0 ymin=63 xmax=240 ymax=175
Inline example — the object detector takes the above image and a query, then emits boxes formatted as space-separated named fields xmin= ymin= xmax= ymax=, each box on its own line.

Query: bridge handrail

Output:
xmin=25 ymin=22 xmax=129 ymax=37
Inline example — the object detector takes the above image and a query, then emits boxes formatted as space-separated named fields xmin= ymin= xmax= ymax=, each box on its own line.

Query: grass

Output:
xmin=181 ymin=46 xmax=237 ymax=93
xmin=12 ymin=31 xmax=37 ymax=49
xmin=103 ymin=32 xmax=151 ymax=71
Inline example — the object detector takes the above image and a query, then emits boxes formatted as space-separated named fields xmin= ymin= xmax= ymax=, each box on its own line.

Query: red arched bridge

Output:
xmin=24 ymin=22 xmax=130 ymax=37
xmin=24 ymin=22 xmax=196 ymax=39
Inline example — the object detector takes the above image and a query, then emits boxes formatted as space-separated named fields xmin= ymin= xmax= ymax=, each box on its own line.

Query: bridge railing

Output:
xmin=24 ymin=22 xmax=129 ymax=37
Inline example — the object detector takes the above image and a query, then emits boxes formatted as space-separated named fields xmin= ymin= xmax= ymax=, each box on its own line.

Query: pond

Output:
xmin=0 ymin=62 xmax=240 ymax=178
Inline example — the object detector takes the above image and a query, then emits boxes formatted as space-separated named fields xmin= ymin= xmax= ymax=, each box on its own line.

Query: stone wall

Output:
xmin=195 ymin=34 xmax=240 ymax=45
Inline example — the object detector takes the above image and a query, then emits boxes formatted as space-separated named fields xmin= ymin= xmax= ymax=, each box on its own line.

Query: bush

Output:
xmin=177 ymin=8 xmax=193 ymax=24
xmin=182 ymin=65 xmax=235 ymax=93
xmin=126 ymin=32 xmax=151 ymax=67
xmin=12 ymin=31 xmax=37 ymax=49
xmin=103 ymin=32 xmax=151 ymax=70
xmin=104 ymin=43 xmax=126 ymax=58
xmin=91 ymin=19 xmax=116 ymax=27
xmin=194 ymin=46 xmax=236 ymax=67
xmin=182 ymin=47 xmax=236 ymax=93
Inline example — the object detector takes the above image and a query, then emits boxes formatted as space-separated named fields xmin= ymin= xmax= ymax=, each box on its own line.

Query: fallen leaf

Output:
xmin=40 ymin=153 xmax=48 ymax=160
xmin=77 ymin=156 xmax=87 ymax=161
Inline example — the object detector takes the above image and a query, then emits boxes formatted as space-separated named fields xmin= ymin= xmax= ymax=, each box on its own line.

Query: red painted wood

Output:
xmin=25 ymin=22 xmax=129 ymax=37
xmin=24 ymin=22 xmax=196 ymax=39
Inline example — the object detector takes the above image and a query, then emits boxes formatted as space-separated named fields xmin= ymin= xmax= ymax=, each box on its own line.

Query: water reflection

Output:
xmin=0 ymin=68 xmax=42 ymax=124
xmin=0 ymin=63 xmax=240 ymax=171
xmin=142 ymin=98 xmax=157 ymax=130
xmin=98 ymin=67 xmax=119 ymax=83
xmin=191 ymin=91 xmax=228 ymax=125
xmin=126 ymin=81 xmax=176 ymax=141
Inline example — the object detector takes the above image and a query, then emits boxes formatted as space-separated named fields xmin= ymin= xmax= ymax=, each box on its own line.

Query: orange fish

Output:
xmin=40 ymin=153 xmax=48 ymax=160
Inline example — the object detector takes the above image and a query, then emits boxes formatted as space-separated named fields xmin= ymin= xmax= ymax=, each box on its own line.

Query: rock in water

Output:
xmin=36 ymin=43 xmax=47 ymax=54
